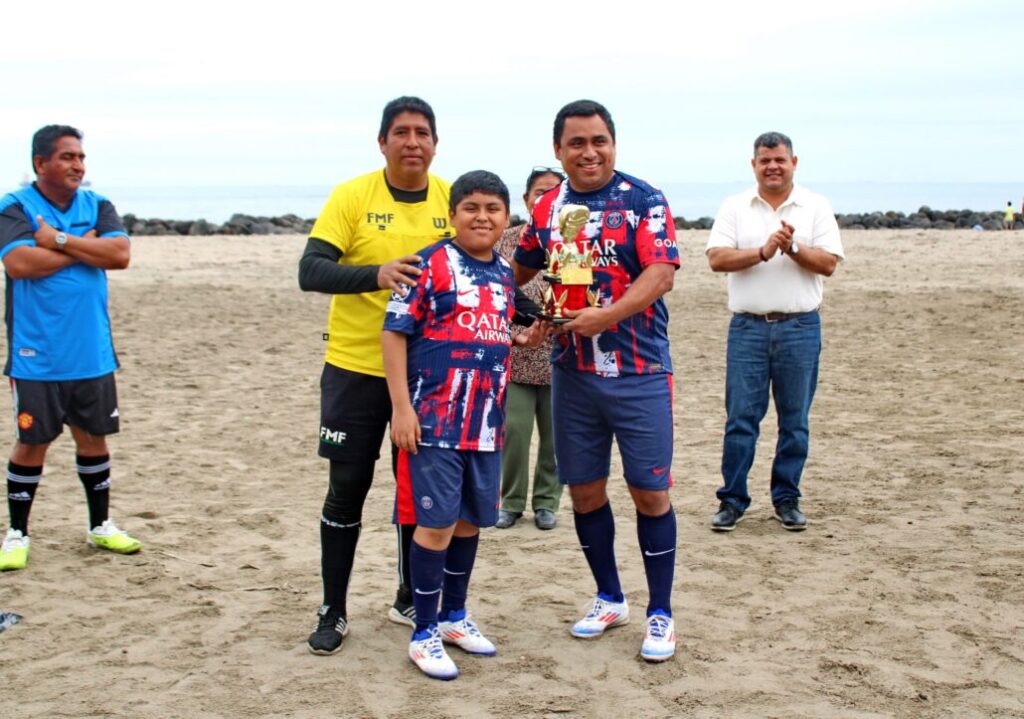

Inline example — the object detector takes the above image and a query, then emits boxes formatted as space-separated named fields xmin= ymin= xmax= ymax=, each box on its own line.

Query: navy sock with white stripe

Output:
xmin=7 ymin=462 xmax=41 ymax=535
xmin=573 ymin=501 xmax=623 ymax=603
xmin=77 ymin=454 xmax=111 ymax=530
xmin=410 ymin=540 xmax=446 ymax=634
xmin=440 ymin=533 xmax=479 ymax=618
xmin=637 ymin=507 xmax=676 ymax=617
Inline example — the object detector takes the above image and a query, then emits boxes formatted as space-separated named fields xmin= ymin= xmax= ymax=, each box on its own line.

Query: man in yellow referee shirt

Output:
xmin=298 ymin=96 xmax=453 ymax=655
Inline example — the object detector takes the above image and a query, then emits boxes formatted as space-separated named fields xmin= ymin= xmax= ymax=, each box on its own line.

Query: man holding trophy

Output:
xmin=513 ymin=100 xmax=681 ymax=662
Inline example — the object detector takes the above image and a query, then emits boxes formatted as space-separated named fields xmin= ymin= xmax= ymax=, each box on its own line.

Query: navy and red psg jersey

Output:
xmin=383 ymin=238 xmax=516 ymax=452
xmin=514 ymin=171 xmax=679 ymax=377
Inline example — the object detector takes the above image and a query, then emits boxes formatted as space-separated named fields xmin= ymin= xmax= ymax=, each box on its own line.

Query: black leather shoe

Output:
xmin=534 ymin=508 xmax=557 ymax=530
xmin=495 ymin=510 xmax=522 ymax=529
xmin=711 ymin=502 xmax=743 ymax=532
xmin=774 ymin=500 xmax=807 ymax=531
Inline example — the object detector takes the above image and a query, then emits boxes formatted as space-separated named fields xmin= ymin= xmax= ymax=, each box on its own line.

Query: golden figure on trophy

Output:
xmin=538 ymin=204 xmax=601 ymax=323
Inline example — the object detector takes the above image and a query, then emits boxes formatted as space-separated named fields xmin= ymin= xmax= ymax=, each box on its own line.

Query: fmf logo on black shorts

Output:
xmin=319 ymin=426 xmax=347 ymax=446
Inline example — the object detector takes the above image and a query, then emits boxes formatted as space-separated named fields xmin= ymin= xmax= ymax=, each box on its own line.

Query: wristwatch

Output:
xmin=788 ymin=241 xmax=800 ymax=255
xmin=54 ymin=232 xmax=68 ymax=250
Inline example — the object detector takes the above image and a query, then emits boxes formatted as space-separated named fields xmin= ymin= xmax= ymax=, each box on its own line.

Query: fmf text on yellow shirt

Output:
xmin=310 ymin=170 xmax=452 ymax=376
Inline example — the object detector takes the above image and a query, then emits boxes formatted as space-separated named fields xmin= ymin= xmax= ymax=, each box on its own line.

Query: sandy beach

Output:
xmin=1 ymin=229 xmax=1021 ymax=719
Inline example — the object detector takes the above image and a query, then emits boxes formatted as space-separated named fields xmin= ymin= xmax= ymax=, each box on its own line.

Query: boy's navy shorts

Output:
xmin=395 ymin=445 xmax=501 ymax=528
xmin=551 ymin=366 xmax=674 ymax=490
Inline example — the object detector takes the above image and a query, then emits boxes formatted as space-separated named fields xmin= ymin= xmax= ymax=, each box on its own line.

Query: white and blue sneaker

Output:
xmin=570 ymin=594 xmax=630 ymax=638
xmin=438 ymin=609 xmax=496 ymax=656
xmin=409 ymin=625 xmax=459 ymax=680
xmin=640 ymin=611 xmax=676 ymax=662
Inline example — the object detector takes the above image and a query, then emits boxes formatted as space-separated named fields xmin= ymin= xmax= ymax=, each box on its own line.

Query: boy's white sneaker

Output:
xmin=438 ymin=609 xmax=496 ymax=656
xmin=409 ymin=625 xmax=459 ymax=680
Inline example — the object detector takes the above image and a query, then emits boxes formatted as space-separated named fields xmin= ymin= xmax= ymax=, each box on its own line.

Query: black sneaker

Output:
xmin=774 ymin=500 xmax=807 ymax=531
xmin=711 ymin=502 xmax=743 ymax=532
xmin=388 ymin=585 xmax=416 ymax=627
xmin=307 ymin=604 xmax=348 ymax=655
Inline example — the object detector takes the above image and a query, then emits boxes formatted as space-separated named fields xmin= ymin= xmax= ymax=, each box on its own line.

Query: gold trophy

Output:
xmin=539 ymin=204 xmax=599 ymax=323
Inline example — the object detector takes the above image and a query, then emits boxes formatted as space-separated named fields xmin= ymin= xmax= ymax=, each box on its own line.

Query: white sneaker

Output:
xmin=640 ymin=612 xmax=676 ymax=662
xmin=438 ymin=610 xmax=496 ymax=656
xmin=0 ymin=528 xmax=30 ymax=571
xmin=570 ymin=594 xmax=630 ymax=638
xmin=409 ymin=625 xmax=459 ymax=680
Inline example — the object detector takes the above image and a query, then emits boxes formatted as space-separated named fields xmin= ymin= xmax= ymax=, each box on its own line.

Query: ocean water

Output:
xmin=99 ymin=182 xmax=1023 ymax=225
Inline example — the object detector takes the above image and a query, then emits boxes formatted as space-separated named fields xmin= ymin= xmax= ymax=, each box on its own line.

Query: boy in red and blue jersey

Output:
xmin=383 ymin=170 xmax=544 ymax=680
xmin=513 ymin=100 xmax=680 ymax=662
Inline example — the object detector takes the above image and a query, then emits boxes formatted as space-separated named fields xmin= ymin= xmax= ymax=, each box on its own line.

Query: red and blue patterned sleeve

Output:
xmin=512 ymin=199 xmax=549 ymax=270
xmin=383 ymin=257 xmax=432 ymax=336
xmin=634 ymin=190 xmax=680 ymax=269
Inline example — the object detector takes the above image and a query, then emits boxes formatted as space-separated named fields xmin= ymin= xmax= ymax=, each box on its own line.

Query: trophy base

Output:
xmin=533 ymin=312 xmax=573 ymax=325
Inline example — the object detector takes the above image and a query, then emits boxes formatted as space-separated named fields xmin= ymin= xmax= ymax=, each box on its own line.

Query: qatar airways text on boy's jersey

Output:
xmin=383 ymin=238 xmax=515 ymax=451
xmin=514 ymin=171 xmax=680 ymax=377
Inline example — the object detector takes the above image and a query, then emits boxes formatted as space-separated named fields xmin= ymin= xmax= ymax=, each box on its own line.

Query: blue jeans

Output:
xmin=718 ymin=311 xmax=821 ymax=513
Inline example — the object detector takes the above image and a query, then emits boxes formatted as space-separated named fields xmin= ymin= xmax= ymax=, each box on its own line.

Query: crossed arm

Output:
xmin=3 ymin=216 xmax=130 ymax=279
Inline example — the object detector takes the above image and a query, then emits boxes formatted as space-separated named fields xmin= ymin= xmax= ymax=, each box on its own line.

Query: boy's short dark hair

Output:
xmin=32 ymin=124 xmax=82 ymax=166
xmin=449 ymin=171 xmax=510 ymax=213
xmin=379 ymin=96 xmax=437 ymax=141
xmin=553 ymin=100 xmax=615 ymax=145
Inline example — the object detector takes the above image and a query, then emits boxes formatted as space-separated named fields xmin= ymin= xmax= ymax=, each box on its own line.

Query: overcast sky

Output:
xmin=2 ymin=0 xmax=1021 ymax=189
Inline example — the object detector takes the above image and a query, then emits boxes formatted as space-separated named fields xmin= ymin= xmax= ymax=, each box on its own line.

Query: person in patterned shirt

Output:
xmin=383 ymin=170 xmax=545 ymax=680
xmin=495 ymin=167 xmax=564 ymax=531
xmin=513 ymin=100 xmax=680 ymax=662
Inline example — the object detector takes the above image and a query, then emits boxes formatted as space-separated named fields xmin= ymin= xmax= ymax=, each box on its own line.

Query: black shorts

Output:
xmin=10 ymin=373 xmax=120 ymax=445
xmin=318 ymin=364 xmax=392 ymax=462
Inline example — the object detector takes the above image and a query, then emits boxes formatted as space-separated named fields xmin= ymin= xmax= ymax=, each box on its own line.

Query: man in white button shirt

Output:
xmin=705 ymin=132 xmax=844 ymax=532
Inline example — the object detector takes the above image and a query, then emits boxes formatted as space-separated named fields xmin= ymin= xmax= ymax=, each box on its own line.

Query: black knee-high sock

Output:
xmin=397 ymin=523 xmax=415 ymax=592
xmin=320 ymin=460 xmax=374 ymax=616
xmin=8 ymin=462 xmax=42 ymax=535
xmin=76 ymin=454 xmax=111 ymax=530
xmin=320 ymin=511 xmax=360 ymax=614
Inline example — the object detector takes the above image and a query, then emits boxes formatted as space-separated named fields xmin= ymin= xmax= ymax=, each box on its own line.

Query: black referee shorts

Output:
xmin=318 ymin=364 xmax=392 ymax=462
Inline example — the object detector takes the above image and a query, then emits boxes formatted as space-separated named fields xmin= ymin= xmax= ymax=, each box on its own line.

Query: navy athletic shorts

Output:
xmin=395 ymin=446 xmax=500 ymax=528
xmin=551 ymin=365 xmax=674 ymax=489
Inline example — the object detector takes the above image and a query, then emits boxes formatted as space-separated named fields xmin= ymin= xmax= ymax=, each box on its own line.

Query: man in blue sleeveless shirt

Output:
xmin=0 ymin=125 xmax=141 ymax=571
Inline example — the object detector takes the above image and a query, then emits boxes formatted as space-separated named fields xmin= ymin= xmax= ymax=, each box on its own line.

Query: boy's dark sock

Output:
xmin=320 ymin=510 xmax=360 ymax=616
xmin=636 ymin=507 xmax=676 ymax=616
xmin=76 ymin=454 xmax=111 ymax=530
xmin=7 ymin=462 xmax=42 ymax=535
xmin=440 ymin=533 xmax=479 ymax=618
xmin=573 ymin=501 xmax=623 ymax=602
xmin=410 ymin=539 xmax=446 ymax=633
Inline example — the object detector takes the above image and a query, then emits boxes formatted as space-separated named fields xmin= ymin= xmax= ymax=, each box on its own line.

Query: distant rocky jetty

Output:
xmin=123 ymin=213 xmax=314 ymax=236
xmin=123 ymin=206 xmax=1012 ymax=236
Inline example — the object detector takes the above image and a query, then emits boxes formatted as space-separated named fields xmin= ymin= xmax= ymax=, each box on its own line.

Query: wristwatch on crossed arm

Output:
xmin=55 ymin=232 xmax=68 ymax=250
xmin=788 ymin=241 xmax=800 ymax=255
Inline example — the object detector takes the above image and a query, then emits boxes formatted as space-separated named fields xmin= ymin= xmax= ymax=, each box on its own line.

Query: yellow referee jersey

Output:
xmin=310 ymin=170 xmax=452 ymax=376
